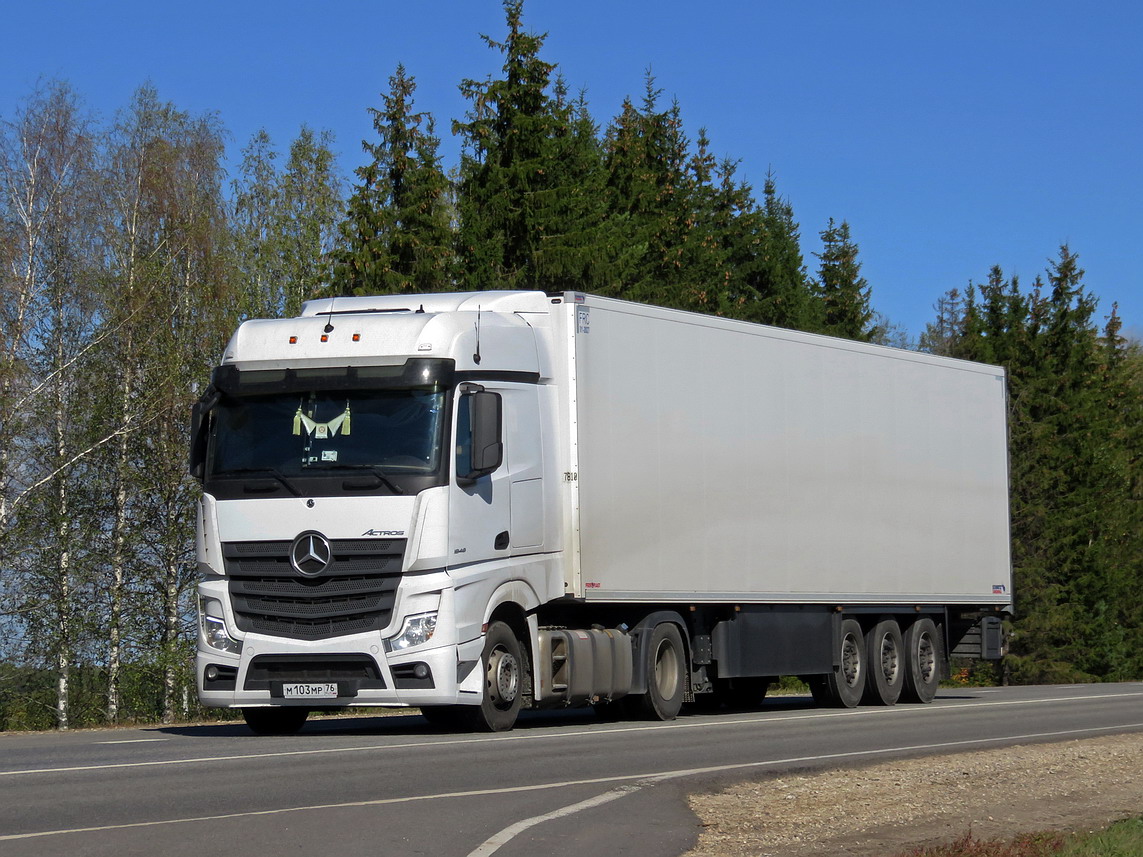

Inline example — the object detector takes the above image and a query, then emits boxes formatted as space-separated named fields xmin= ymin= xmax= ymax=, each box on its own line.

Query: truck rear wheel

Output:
xmin=242 ymin=707 xmax=309 ymax=735
xmin=863 ymin=618 xmax=904 ymax=705
xmin=470 ymin=620 xmax=524 ymax=732
xmin=901 ymin=617 xmax=940 ymax=703
xmin=631 ymin=622 xmax=686 ymax=721
xmin=819 ymin=618 xmax=865 ymax=708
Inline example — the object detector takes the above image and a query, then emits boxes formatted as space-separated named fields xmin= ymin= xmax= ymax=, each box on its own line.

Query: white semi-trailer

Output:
xmin=190 ymin=291 xmax=1012 ymax=733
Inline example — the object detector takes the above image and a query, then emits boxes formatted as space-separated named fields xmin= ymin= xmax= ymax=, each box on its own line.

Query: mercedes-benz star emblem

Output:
xmin=290 ymin=531 xmax=332 ymax=577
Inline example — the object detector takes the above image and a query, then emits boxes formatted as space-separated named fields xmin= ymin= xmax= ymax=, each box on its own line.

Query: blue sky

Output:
xmin=4 ymin=1 xmax=1141 ymax=339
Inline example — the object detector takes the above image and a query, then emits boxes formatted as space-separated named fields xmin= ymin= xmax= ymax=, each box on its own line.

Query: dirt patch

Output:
xmin=684 ymin=731 xmax=1143 ymax=856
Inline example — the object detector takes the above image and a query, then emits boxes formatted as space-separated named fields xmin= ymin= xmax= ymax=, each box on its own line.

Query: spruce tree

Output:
xmin=332 ymin=64 xmax=453 ymax=295
xmin=674 ymin=131 xmax=751 ymax=316
xmin=700 ymin=153 xmax=755 ymax=319
xmin=527 ymin=78 xmax=608 ymax=291
xmin=601 ymin=76 xmax=696 ymax=306
xmin=942 ymin=248 xmax=1143 ymax=682
xmin=816 ymin=218 xmax=873 ymax=340
xmin=454 ymin=0 xmax=562 ymax=290
xmin=748 ymin=175 xmax=820 ymax=330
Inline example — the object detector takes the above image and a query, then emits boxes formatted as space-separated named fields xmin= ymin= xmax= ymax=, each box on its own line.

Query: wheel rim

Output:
xmin=487 ymin=646 xmax=519 ymax=709
xmin=841 ymin=633 xmax=862 ymax=688
xmin=916 ymin=632 xmax=935 ymax=684
xmin=880 ymin=633 xmax=900 ymax=683
xmin=653 ymin=638 xmax=680 ymax=697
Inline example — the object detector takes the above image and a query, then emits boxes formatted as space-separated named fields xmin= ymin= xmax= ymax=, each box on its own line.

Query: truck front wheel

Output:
xmin=471 ymin=621 xmax=525 ymax=732
xmin=631 ymin=623 xmax=686 ymax=721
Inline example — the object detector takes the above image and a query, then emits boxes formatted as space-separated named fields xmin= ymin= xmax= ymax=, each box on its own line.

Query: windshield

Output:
xmin=206 ymin=386 xmax=447 ymax=497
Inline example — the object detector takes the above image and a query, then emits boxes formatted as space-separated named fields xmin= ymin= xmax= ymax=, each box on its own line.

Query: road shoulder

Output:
xmin=683 ymin=731 xmax=1143 ymax=856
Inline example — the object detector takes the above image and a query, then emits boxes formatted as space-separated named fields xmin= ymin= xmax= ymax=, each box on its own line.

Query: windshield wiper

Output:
xmin=224 ymin=467 xmax=302 ymax=497
xmin=318 ymin=464 xmax=405 ymax=496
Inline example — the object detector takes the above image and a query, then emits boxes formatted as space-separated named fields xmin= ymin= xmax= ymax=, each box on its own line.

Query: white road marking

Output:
xmin=466 ymin=785 xmax=640 ymax=857
xmin=95 ymin=739 xmax=169 ymax=745
xmin=2 ymin=721 xmax=1141 ymax=844
xmin=1 ymin=688 xmax=1140 ymax=779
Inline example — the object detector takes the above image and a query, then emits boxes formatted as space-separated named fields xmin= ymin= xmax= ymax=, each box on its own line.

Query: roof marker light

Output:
xmin=353 ymin=333 xmax=361 ymax=342
xmin=289 ymin=336 xmax=298 ymax=344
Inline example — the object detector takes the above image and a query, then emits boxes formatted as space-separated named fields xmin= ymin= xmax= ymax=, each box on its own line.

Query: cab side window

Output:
xmin=455 ymin=393 xmax=473 ymax=480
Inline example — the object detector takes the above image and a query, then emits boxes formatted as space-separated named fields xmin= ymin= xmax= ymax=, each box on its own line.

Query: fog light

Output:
xmin=205 ymin=665 xmax=220 ymax=681
xmin=413 ymin=663 xmax=429 ymax=679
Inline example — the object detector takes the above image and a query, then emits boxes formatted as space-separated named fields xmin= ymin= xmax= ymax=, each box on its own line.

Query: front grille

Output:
xmin=244 ymin=654 xmax=385 ymax=690
xmin=224 ymin=538 xmax=405 ymax=641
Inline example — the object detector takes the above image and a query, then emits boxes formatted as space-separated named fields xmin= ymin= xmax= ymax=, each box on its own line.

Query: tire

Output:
xmin=242 ymin=707 xmax=309 ymax=735
xmin=469 ymin=620 xmax=525 ymax=732
xmin=820 ymin=618 xmax=865 ymax=708
xmin=631 ymin=623 xmax=686 ymax=721
xmin=862 ymin=618 xmax=904 ymax=706
xmin=901 ymin=617 xmax=941 ymax=704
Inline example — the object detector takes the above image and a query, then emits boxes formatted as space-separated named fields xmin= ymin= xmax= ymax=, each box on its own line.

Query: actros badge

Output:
xmin=290 ymin=531 xmax=332 ymax=576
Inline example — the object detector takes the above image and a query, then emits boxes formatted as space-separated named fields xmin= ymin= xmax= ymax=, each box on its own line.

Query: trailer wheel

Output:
xmin=821 ymin=619 xmax=865 ymax=708
xmin=863 ymin=618 xmax=904 ymax=705
xmin=242 ymin=707 xmax=309 ymax=735
xmin=633 ymin=623 xmax=686 ymax=721
xmin=470 ymin=621 xmax=524 ymax=732
xmin=902 ymin=617 xmax=940 ymax=704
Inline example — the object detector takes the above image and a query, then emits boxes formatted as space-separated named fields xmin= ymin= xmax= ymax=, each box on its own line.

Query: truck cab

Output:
xmin=191 ymin=292 xmax=569 ymax=732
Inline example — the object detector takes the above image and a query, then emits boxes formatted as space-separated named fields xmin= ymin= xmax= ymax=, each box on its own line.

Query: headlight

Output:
xmin=198 ymin=596 xmax=242 ymax=655
xmin=388 ymin=612 xmax=438 ymax=652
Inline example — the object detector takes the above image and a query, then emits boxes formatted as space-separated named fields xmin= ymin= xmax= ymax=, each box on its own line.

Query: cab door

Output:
xmin=448 ymin=384 xmax=511 ymax=565
xmin=448 ymin=383 xmax=546 ymax=562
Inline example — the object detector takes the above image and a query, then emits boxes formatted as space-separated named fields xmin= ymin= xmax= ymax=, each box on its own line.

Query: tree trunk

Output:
xmin=54 ymin=334 xmax=72 ymax=732
xmin=162 ymin=551 xmax=179 ymax=725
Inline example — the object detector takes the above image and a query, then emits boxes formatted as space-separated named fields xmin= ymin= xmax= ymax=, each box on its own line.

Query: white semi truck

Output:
xmin=190 ymin=291 xmax=1012 ymax=734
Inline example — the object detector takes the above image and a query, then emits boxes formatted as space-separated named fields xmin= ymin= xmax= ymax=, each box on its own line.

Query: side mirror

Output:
xmin=458 ymin=389 xmax=503 ymax=484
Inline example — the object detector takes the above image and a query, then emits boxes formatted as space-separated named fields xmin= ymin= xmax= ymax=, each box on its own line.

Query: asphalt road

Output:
xmin=2 ymin=683 xmax=1141 ymax=857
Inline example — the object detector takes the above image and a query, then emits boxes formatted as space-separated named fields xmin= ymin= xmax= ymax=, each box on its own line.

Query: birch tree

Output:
xmin=93 ymin=86 xmax=233 ymax=722
xmin=0 ymin=81 xmax=100 ymax=729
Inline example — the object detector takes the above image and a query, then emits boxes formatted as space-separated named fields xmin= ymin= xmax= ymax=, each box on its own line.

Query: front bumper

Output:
xmin=196 ymin=570 xmax=484 ymax=709
xmin=197 ymin=633 xmax=482 ymax=708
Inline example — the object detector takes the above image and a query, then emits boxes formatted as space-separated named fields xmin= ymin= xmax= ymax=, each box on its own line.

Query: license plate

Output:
xmin=282 ymin=682 xmax=338 ymax=699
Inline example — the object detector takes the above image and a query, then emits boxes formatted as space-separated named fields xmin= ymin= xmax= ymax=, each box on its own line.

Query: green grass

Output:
xmin=1060 ymin=818 xmax=1143 ymax=856
xmin=895 ymin=818 xmax=1143 ymax=857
